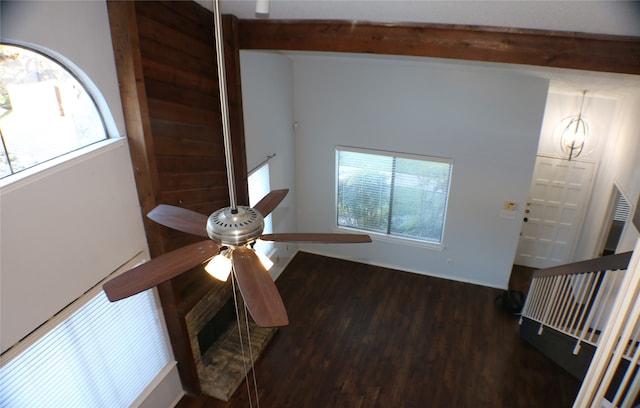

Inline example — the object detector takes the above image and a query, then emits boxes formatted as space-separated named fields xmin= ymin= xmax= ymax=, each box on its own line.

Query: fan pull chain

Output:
xmin=243 ymin=300 xmax=261 ymax=408
xmin=231 ymin=272 xmax=256 ymax=408
xmin=231 ymin=271 xmax=260 ymax=408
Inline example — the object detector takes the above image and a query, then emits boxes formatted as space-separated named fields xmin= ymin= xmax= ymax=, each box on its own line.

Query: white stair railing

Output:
xmin=520 ymin=252 xmax=632 ymax=355
xmin=574 ymin=239 xmax=640 ymax=408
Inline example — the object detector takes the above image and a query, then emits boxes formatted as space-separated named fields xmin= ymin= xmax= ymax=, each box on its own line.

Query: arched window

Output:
xmin=0 ymin=44 xmax=108 ymax=179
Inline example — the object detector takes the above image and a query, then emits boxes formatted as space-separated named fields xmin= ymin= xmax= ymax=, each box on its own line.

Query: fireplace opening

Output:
xmin=187 ymin=283 xmax=277 ymax=401
xmin=197 ymin=296 xmax=236 ymax=357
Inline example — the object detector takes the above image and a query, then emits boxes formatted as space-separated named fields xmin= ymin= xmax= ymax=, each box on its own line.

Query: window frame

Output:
xmin=0 ymin=42 xmax=111 ymax=183
xmin=334 ymin=145 xmax=453 ymax=249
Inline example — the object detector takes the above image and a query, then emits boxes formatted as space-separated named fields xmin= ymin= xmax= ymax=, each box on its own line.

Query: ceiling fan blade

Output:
xmin=232 ymin=247 xmax=288 ymax=327
xmin=147 ymin=204 xmax=209 ymax=237
xmin=103 ymin=240 xmax=218 ymax=301
xmin=253 ymin=189 xmax=289 ymax=217
xmin=260 ymin=233 xmax=372 ymax=243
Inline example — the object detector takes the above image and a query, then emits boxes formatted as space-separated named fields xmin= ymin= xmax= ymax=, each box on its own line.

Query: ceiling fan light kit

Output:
xmin=205 ymin=245 xmax=273 ymax=283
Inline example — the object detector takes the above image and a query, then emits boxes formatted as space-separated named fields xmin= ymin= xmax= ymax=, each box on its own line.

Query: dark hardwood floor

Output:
xmin=177 ymin=252 xmax=580 ymax=407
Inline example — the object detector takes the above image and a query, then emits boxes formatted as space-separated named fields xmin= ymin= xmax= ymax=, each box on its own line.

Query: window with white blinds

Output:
xmin=336 ymin=146 xmax=452 ymax=245
xmin=0 ymin=261 xmax=171 ymax=407
xmin=249 ymin=162 xmax=273 ymax=255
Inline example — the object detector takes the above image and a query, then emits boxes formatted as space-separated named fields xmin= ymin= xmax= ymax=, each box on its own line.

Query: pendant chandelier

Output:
xmin=559 ymin=90 xmax=589 ymax=161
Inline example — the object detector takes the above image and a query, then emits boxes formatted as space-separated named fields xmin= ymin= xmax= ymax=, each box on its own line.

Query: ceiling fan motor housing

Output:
xmin=207 ymin=206 xmax=264 ymax=247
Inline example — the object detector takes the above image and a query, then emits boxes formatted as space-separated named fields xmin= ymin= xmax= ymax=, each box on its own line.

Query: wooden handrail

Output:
xmin=533 ymin=252 xmax=633 ymax=279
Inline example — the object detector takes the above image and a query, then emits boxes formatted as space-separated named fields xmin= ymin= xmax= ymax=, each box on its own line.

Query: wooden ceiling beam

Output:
xmin=237 ymin=20 xmax=640 ymax=75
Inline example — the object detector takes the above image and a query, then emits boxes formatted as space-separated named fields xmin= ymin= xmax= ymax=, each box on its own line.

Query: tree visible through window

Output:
xmin=0 ymin=44 xmax=108 ymax=179
xmin=336 ymin=147 xmax=452 ymax=244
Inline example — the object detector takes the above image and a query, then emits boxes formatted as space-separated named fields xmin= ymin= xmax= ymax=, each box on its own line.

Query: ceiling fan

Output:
xmin=102 ymin=0 xmax=371 ymax=328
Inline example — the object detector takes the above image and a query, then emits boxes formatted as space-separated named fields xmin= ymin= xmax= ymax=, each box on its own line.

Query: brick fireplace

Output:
xmin=184 ymin=279 xmax=276 ymax=401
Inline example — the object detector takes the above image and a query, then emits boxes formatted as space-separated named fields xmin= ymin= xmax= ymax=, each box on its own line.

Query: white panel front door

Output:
xmin=515 ymin=156 xmax=597 ymax=269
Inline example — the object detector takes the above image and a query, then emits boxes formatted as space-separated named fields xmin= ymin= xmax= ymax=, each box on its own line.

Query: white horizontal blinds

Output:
xmin=336 ymin=146 xmax=452 ymax=244
xmin=0 ymin=290 xmax=170 ymax=407
xmin=614 ymin=192 xmax=631 ymax=222
xmin=337 ymin=149 xmax=392 ymax=233
xmin=249 ymin=163 xmax=273 ymax=255
xmin=390 ymin=158 xmax=452 ymax=242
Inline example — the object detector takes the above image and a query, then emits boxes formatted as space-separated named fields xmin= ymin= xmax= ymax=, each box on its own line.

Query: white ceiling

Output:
xmin=200 ymin=0 xmax=640 ymax=96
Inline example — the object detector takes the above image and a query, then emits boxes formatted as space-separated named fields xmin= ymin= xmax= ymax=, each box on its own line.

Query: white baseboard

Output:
xmin=268 ymin=246 xmax=299 ymax=281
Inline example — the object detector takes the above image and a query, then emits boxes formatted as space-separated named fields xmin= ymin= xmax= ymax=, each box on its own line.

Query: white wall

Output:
xmin=240 ymin=51 xmax=298 ymax=278
xmin=0 ymin=141 xmax=148 ymax=351
xmin=1 ymin=2 xmax=182 ymax=406
xmin=290 ymin=53 xmax=548 ymax=288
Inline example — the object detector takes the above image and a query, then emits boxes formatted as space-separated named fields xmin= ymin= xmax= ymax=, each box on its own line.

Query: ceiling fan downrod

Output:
xmin=212 ymin=0 xmax=237 ymax=213
xmin=207 ymin=0 xmax=265 ymax=248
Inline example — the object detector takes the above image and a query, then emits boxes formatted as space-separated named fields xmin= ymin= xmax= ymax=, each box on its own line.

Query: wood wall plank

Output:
xmin=147 ymin=99 xmax=217 ymax=128
xmin=142 ymin=58 xmax=217 ymax=93
xmin=157 ymin=186 xmax=230 ymax=207
xmin=145 ymin=79 xmax=218 ymax=111
xmin=151 ymin=120 xmax=223 ymax=143
xmin=157 ymin=170 xmax=228 ymax=190
xmin=139 ymin=36 xmax=215 ymax=76
xmin=155 ymin=155 xmax=226 ymax=173
xmin=153 ymin=136 xmax=224 ymax=158
xmin=136 ymin=1 xmax=212 ymax=43
xmin=137 ymin=15 xmax=213 ymax=59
